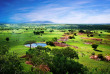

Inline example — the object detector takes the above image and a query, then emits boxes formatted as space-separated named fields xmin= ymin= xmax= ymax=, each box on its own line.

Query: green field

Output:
xmin=0 ymin=24 xmax=110 ymax=74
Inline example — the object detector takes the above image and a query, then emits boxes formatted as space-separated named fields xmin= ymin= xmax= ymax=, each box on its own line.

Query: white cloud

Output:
xmin=10 ymin=0 xmax=110 ymax=24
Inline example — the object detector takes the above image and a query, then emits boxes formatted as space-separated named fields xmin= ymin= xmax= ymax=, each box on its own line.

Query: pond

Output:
xmin=25 ymin=43 xmax=47 ymax=48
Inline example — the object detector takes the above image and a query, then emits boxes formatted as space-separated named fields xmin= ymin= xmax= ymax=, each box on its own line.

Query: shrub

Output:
xmin=87 ymin=34 xmax=90 ymax=37
xmin=49 ymin=30 xmax=54 ymax=32
xmin=79 ymin=30 xmax=85 ymax=33
xmin=6 ymin=37 xmax=9 ymax=42
xmin=49 ymin=47 xmax=87 ymax=74
xmin=46 ymin=41 xmax=55 ymax=46
xmin=69 ymin=36 xmax=75 ymax=39
xmin=52 ymin=37 xmax=57 ymax=42
xmin=90 ymin=34 xmax=94 ymax=37
xmin=91 ymin=44 xmax=98 ymax=50
xmin=91 ymin=52 xmax=95 ymax=55
xmin=98 ymin=54 xmax=104 ymax=60
xmin=40 ymin=31 xmax=44 ymax=33
xmin=74 ymin=33 xmax=77 ymax=36
xmin=61 ymin=41 xmax=66 ymax=43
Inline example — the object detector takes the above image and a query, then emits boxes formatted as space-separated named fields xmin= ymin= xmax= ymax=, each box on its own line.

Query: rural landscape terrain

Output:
xmin=0 ymin=24 xmax=110 ymax=74
xmin=1 ymin=0 xmax=110 ymax=74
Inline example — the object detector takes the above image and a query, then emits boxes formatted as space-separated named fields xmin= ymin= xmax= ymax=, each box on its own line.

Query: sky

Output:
xmin=0 ymin=0 xmax=110 ymax=24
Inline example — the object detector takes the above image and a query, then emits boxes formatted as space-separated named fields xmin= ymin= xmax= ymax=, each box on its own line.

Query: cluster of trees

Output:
xmin=35 ymin=28 xmax=46 ymax=30
xmin=26 ymin=46 xmax=87 ymax=74
xmin=0 ymin=46 xmax=24 ymax=74
xmin=45 ymin=24 xmax=110 ymax=30
xmin=49 ymin=29 xmax=54 ymax=32
xmin=46 ymin=37 xmax=57 ymax=46
xmin=79 ymin=30 xmax=95 ymax=37
xmin=78 ymin=25 xmax=110 ymax=30
xmin=69 ymin=35 xmax=75 ymax=39
xmin=87 ymin=34 xmax=94 ymax=37
xmin=79 ymin=30 xmax=85 ymax=33
xmin=46 ymin=41 xmax=55 ymax=46
xmin=68 ymin=29 xmax=75 ymax=32
xmin=33 ymin=31 xmax=44 ymax=35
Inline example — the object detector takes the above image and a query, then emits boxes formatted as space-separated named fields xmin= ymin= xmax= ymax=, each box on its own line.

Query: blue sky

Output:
xmin=0 ymin=0 xmax=110 ymax=23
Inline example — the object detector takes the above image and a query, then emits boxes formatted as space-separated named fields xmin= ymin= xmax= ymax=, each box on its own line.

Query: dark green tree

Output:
xmin=0 ymin=54 xmax=23 ymax=74
xmin=46 ymin=41 xmax=55 ymax=46
xmin=0 ymin=45 xmax=9 ymax=55
xmin=91 ymin=44 xmax=98 ymax=50
xmin=52 ymin=37 xmax=57 ymax=42
xmin=6 ymin=37 xmax=9 ymax=42
xmin=25 ymin=40 xmax=36 ymax=50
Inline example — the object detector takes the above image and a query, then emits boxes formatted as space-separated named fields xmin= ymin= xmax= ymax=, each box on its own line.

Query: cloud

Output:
xmin=9 ymin=0 xmax=110 ymax=23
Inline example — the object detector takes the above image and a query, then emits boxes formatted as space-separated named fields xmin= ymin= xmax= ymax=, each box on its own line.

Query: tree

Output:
xmin=49 ymin=55 xmax=87 ymax=74
xmin=26 ymin=46 xmax=52 ymax=70
xmin=91 ymin=44 xmax=98 ymax=50
xmin=79 ymin=30 xmax=85 ymax=33
xmin=87 ymin=34 xmax=90 ymax=37
xmin=0 ymin=46 xmax=23 ymax=74
xmin=40 ymin=31 xmax=44 ymax=33
xmin=25 ymin=40 xmax=36 ymax=50
xmin=52 ymin=47 xmax=78 ymax=59
xmin=49 ymin=30 xmax=54 ymax=32
xmin=100 ymin=32 xmax=102 ymax=33
xmin=74 ymin=33 xmax=77 ymax=36
xmin=90 ymin=34 xmax=94 ymax=37
xmin=61 ymin=47 xmax=79 ymax=59
xmin=0 ymin=53 xmax=24 ymax=74
xmin=46 ymin=41 xmax=55 ymax=46
xmin=98 ymin=54 xmax=104 ymax=60
xmin=0 ymin=45 xmax=9 ymax=55
xmin=52 ymin=37 xmax=57 ymax=42
xmin=69 ymin=36 xmax=75 ymax=39
xmin=25 ymin=46 xmax=87 ymax=74
xmin=6 ymin=37 xmax=9 ymax=42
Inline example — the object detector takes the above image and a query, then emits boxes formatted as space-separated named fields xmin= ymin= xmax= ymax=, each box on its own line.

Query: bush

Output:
xmin=46 ymin=41 xmax=55 ymax=46
xmin=90 ymin=34 xmax=94 ymax=37
xmin=74 ymin=33 xmax=77 ymax=36
xmin=0 ymin=45 xmax=9 ymax=55
xmin=91 ymin=52 xmax=95 ymax=55
xmin=69 ymin=36 xmax=75 ymax=39
xmin=52 ymin=37 xmax=57 ymax=42
xmin=49 ymin=30 xmax=54 ymax=32
xmin=40 ymin=31 xmax=44 ymax=33
xmin=6 ymin=37 xmax=9 ymax=42
xmin=98 ymin=54 xmax=104 ymax=60
xmin=87 ymin=34 xmax=89 ymax=37
xmin=0 ymin=53 xmax=24 ymax=74
xmin=91 ymin=44 xmax=98 ymax=50
xmin=61 ymin=41 xmax=66 ymax=43
xmin=79 ymin=30 xmax=85 ymax=33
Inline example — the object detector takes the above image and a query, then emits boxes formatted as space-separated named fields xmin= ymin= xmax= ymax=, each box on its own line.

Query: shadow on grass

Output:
xmin=94 ymin=49 xmax=102 ymax=52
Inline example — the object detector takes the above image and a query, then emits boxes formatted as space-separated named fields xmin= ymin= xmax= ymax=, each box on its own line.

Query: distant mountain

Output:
xmin=24 ymin=21 xmax=53 ymax=23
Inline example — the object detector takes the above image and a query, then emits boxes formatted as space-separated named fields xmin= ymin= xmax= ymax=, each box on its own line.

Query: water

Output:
xmin=25 ymin=43 xmax=47 ymax=48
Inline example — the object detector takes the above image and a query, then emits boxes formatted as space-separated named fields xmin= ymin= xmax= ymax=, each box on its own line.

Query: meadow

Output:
xmin=0 ymin=24 xmax=110 ymax=74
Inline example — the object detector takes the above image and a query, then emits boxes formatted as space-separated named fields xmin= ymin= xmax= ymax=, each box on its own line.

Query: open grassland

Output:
xmin=0 ymin=29 xmax=110 ymax=73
